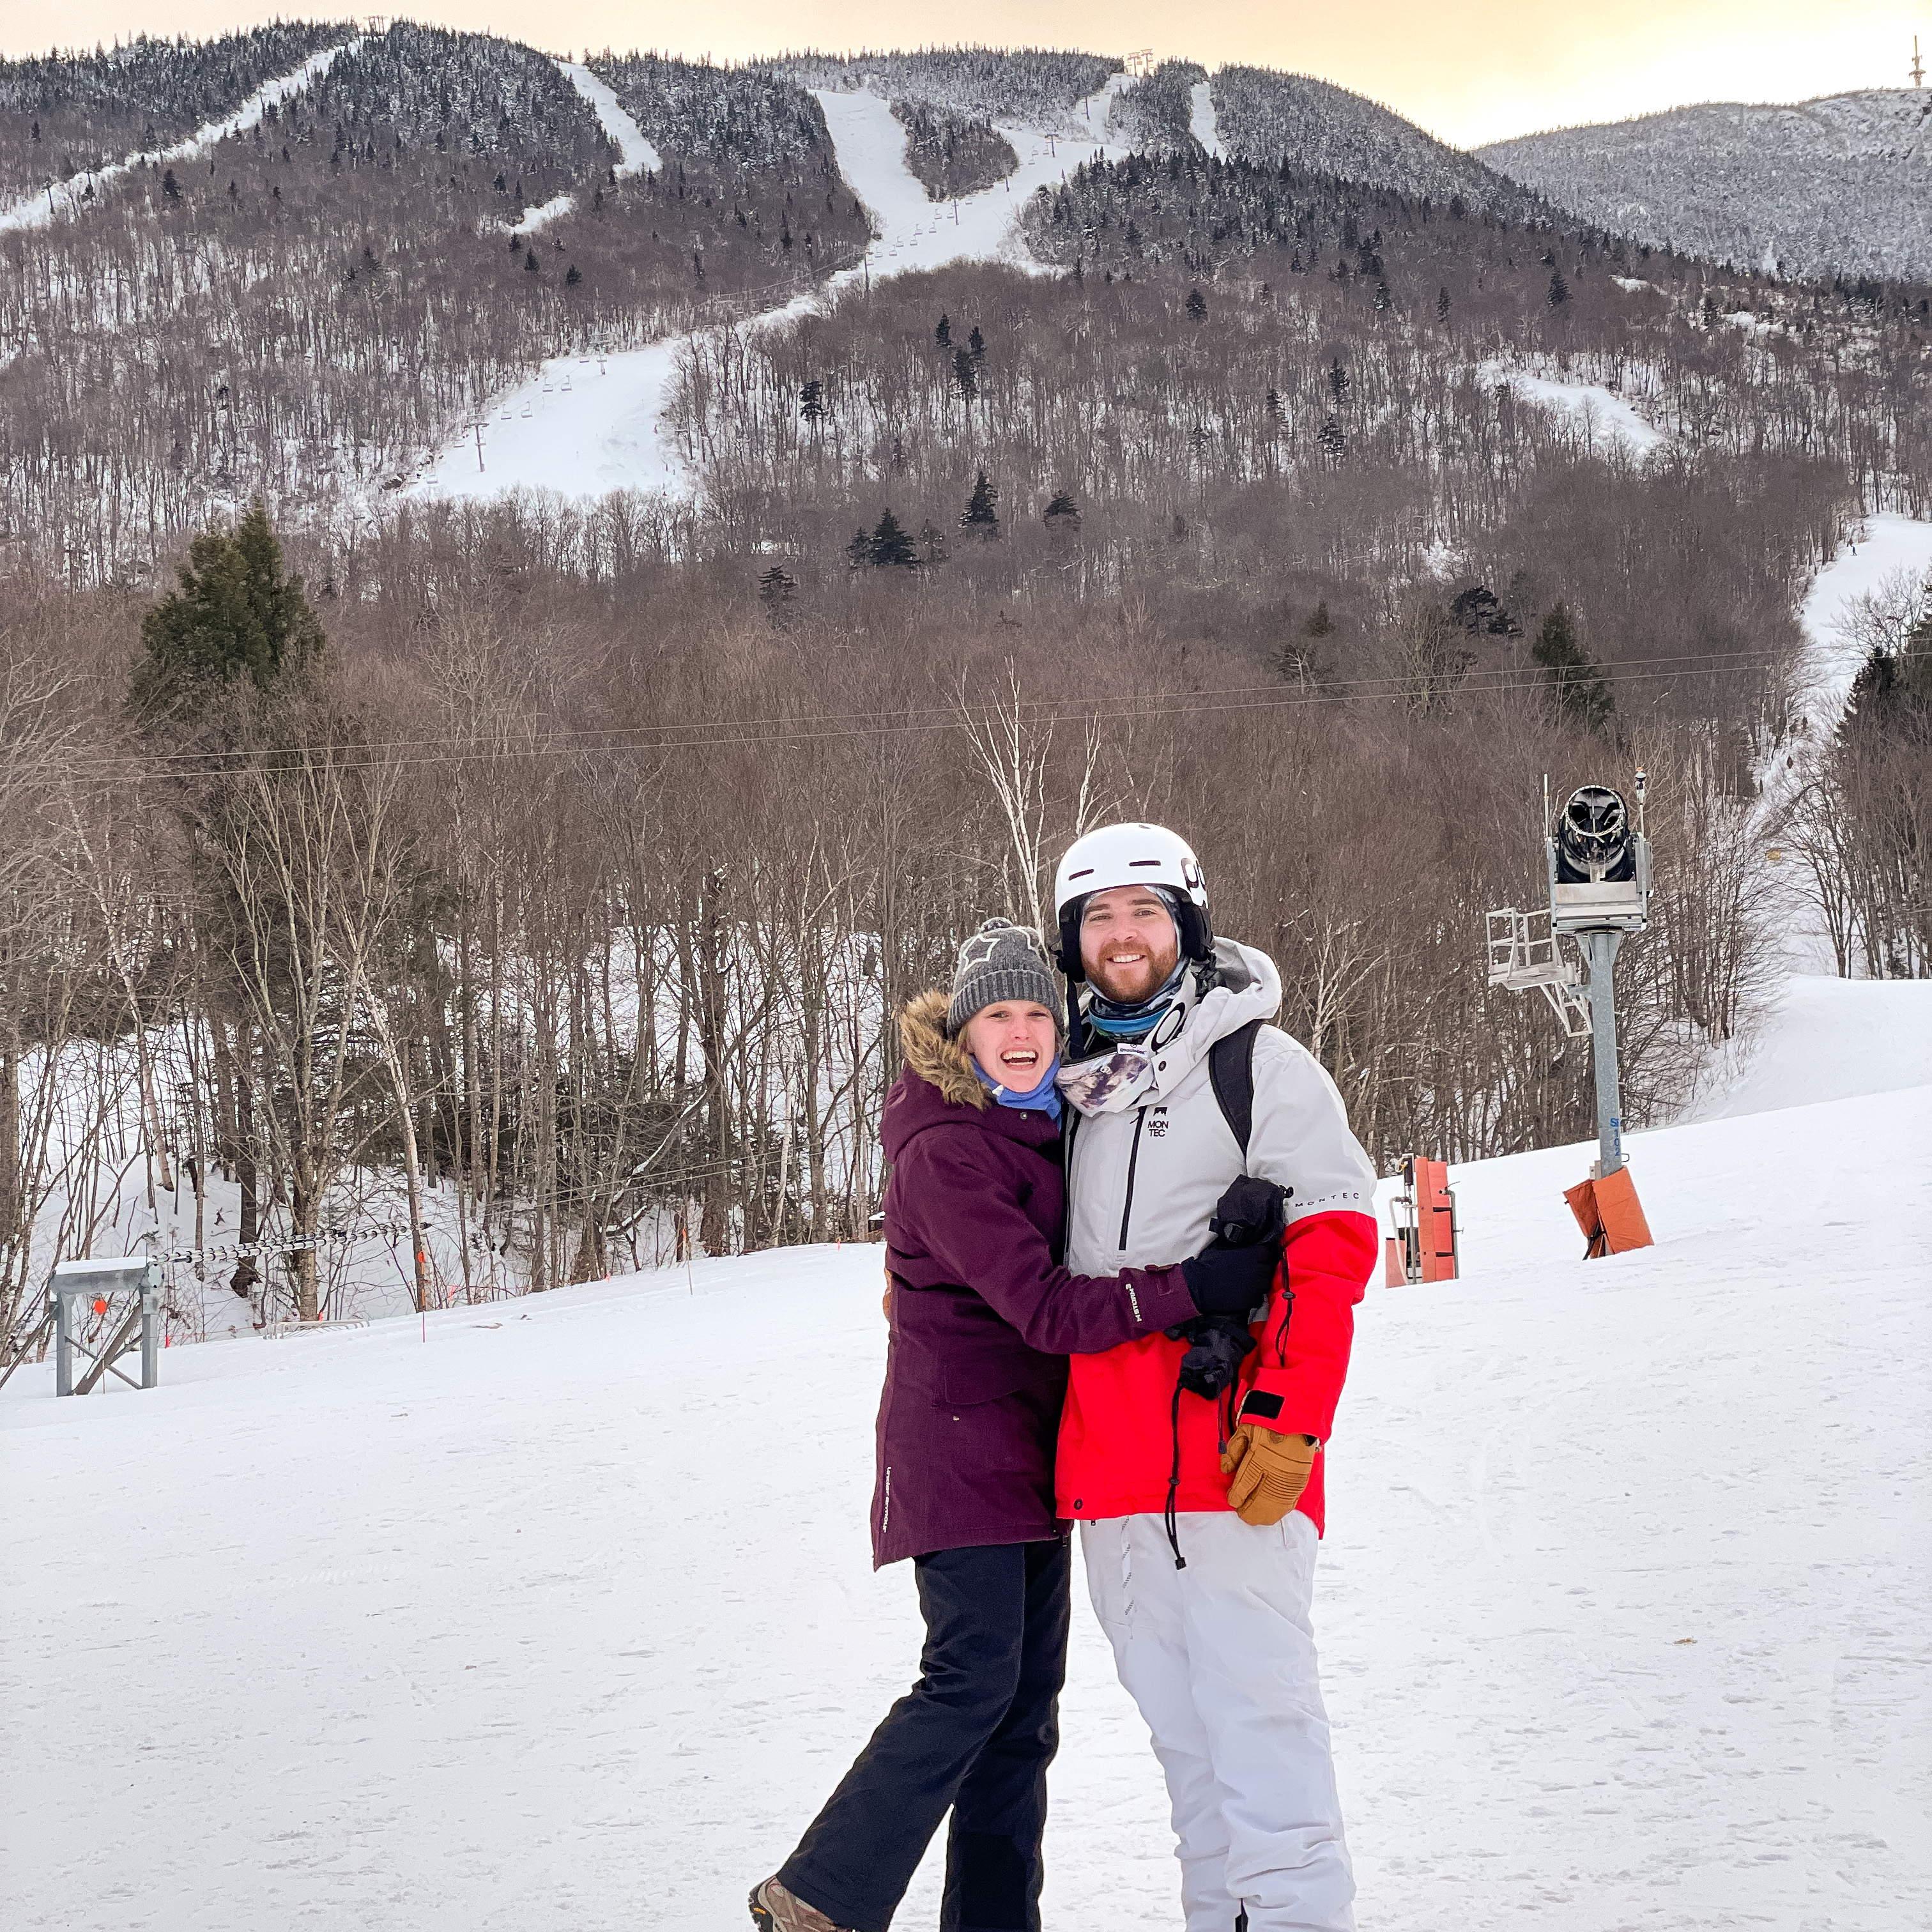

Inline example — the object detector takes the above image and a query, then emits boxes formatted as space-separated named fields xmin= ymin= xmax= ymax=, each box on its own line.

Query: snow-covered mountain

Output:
xmin=1213 ymin=66 xmax=1551 ymax=223
xmin=1480 ymin=89 xmax=1932 ymax=283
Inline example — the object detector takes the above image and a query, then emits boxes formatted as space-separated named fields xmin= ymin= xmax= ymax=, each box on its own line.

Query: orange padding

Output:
xmin=1563 ymin=1165 xmax=1655 ymax=1259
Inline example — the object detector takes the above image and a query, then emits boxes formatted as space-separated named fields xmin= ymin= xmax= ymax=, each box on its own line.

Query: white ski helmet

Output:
xmin=1053 ymin=822 xmax=1213 ymax=978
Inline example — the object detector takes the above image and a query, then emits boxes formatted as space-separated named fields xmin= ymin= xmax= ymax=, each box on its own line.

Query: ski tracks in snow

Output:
xmin=6 ymin=1084 xmax=1931 ymax=1930
xmin=0 ymin=42 xmax=362 ymax=234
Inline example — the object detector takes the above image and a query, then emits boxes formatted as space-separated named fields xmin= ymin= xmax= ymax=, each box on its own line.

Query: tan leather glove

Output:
xmin=1220 ymin=1425 xmax=1319 ymax=1527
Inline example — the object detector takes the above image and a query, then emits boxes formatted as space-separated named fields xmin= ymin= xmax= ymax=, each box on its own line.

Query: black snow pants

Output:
xmin=778 ymin=1536 xmax=1071 ymax=1932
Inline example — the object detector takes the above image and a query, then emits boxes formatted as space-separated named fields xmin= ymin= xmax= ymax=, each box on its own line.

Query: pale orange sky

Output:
xmin=5 ymin=0 xmax=1926 ymax=148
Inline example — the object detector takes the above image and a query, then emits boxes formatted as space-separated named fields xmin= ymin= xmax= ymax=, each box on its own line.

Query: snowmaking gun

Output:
xmin=1487 ymin=776 xmax=1657 ymax=1259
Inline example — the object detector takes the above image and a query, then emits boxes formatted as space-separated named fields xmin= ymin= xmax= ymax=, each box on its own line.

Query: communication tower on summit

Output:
xmin=1912 ymin=37 xmax=1926 ymax=89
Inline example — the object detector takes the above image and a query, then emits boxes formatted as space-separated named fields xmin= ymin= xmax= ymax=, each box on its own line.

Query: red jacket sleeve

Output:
xmin=1239 ymin=1208 xmax=1377 ymax=1439
xmin=892 ymin=1130 xmax=1197 ymax=1354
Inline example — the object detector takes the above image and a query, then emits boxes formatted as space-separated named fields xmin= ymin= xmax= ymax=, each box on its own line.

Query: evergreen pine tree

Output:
xmin=799 ymin=379 xmax=824 ymax=425
xmin=1043 ymin=492 xmax=1082 ymax=533
xmin=565 ymin=263 xmax=581 ymax=286
xmin=1328 ymin=356 xmax=1351 ymax=404
xmin=1547 ymin=270 xmax=1570 ymax=307
xmin=961 ymin=470 xmax=999 ymax=539
xmin=132 ymin=500 xmax=324 ymax=717
xmin=1844 ymin=611 xmax=1932 ymax=735
xmin=967 ymin=325 xmax=985 ymax=363
xmin=953 ymin=348 xmax=977 ymax=402
xmin=1305 ymin=600 xmax=1334 ymax=638
xmin=1264 ymin=386 xmax=1285 ymax=425
xmin=1374 ymin=278 xmax=1392 ymax=312
xmin=1186 ymin=286 xmax=1208 ymax=321
xmin=524 ymin=247 xmax=539 ymax=273
xmin=846 ymin=528 xmax=874 ymax=570
xmin=161 ymin=167 xmax=181 ymax=201
xmin=1317 ymin=416 xmax=1346 ymax=463
xmin=935 ymin=312 xmax=952 ymax=348
xmin=1531 ymin=602 xmax=1613 ymax=732
xmin=870 ymin=510 xmax=918 ymax=569
xmin=1436 ymin=286 xmax=1452 ymax=321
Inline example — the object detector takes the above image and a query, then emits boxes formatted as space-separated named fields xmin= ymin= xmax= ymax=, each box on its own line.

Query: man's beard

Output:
xmin=1087 ymin=941 xmax=1181 ymax=1006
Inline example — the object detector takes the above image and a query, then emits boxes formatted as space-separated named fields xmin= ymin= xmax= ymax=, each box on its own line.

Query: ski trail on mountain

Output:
xmin=497 ymin=64 xmax=663 ymax=236
xmin=1476 ymin=359 xmax=1666 ymax=457
xmin=410 ymin=73 xmax=1131 ymax=505
xmin=816 ymin=74 xmax=1131 ymax=275
xmin=556 ymin=61 xmax=662 ymax=178
xmin=1190 ymin=79 xmax=1228 ymax=158
xmin=0 ymin=42 xmax=361 ymax=233
xmin=1745 ymin=512 xmax=1932 ymax=965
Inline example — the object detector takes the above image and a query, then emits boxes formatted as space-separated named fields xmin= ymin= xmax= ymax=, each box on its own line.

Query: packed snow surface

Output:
xmin=1189 ymin=79 xmax=1228 ymax=159
xmin=1479 ymin=360 xmax=1665 ymax=456
xmin=506 ymin=191 xmax=576 ymax=236
xmin=4 ymin=1072 xmax=1929 ymax=1930
xmin=410 ymin=75 xmax=1130 ymax=503
xmin=1688 ymin=974 xmax=1932 ymax=1120
xmin=0 ymin=42 xmax=359 ymax=233
xmin=557 ymin=59 xmax=661 ymax=177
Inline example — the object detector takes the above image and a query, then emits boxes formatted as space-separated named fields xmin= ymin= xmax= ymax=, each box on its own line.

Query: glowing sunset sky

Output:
xmin=4 ymin=0 xmax=1926 ymax=148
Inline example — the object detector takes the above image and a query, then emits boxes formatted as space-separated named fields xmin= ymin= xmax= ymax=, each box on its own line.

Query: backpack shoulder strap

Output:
xmin=1208 ymin=1018 xmax=1263 ymax=1160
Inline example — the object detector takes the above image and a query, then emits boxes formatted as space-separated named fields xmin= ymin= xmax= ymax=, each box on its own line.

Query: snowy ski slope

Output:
xmin=408 ymin=73 xmax=1131 ymax=504
xmin=1190 ymin=79 xmax=1228 ymax=160
xmin=1476 ymin=359 xmax=1666 ymax=458
xmin=3 ymin=1020 xmax=1928 ymax=1931
xmin=0 ymin=41 xmax=360 ymax=234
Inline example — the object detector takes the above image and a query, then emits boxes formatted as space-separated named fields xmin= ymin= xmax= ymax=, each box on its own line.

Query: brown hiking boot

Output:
xmin=748 ymin=1876 xmax=857 ymax=1932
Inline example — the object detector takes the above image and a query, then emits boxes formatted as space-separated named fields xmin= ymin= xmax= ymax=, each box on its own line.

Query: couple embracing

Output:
xmin=753 ymin=825 xmax=1379 ymax=1932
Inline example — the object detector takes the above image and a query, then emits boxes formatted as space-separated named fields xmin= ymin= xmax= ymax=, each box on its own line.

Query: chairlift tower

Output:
xmin=1913 ymin=37 xmax=1926 ymax=89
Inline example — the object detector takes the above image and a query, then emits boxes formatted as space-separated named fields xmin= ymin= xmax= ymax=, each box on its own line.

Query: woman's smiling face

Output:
xmin=960 ymin=1000 xmax=1060 ymax=1095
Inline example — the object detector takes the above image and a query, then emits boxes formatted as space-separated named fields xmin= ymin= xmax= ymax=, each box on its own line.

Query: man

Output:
xmin=1051 ymin=823 xmax=1379 ymax=1932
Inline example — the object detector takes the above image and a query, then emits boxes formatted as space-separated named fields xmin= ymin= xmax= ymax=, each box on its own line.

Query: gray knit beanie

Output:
xmin=946 ymin=918 xmax=1067 ymax=1038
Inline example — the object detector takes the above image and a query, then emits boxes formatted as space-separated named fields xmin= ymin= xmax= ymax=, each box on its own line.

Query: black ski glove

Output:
xmin=1181 ymin=1239 xmax=1282 ymax=1317
xmin=1208 ymin=1176 xmax=1291 ymax=1250
xmin=1170 ymin=1312 xmax=1259 ymax=1399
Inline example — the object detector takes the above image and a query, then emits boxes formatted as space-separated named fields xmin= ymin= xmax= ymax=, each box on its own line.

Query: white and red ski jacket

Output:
xmin=1054 ymin=939 xmax=1379 ymax=1533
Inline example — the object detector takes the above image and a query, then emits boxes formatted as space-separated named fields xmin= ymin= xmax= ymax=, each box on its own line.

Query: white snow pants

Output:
xmin=1080 ymin=1510 xmax=1354 ymax=1932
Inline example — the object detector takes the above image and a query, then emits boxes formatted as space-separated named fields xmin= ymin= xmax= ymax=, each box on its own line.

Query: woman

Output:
xmin=751 ymin=919 xmax=1280 ymax=1932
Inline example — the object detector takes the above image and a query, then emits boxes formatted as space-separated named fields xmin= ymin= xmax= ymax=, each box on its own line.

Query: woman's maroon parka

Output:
xmin=870 ymin=992 xmax=1195 ymax=1566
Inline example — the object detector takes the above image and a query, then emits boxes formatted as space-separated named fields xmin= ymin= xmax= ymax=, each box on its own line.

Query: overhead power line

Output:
xmin=85 ymin=642 xmax=1791 ymax=788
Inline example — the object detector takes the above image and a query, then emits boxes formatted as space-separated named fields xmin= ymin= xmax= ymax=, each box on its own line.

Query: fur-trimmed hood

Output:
xmin=896 ymin=989 xmax=988 ymax=1111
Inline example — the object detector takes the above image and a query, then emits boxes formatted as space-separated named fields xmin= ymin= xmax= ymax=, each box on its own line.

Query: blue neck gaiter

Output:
xmin=973 ymin=1057 xmax=1065 ymax=1126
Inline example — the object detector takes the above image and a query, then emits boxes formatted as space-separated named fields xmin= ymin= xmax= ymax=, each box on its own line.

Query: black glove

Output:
xmin=1209 ymin=1176 xmax=1291 ymax=1248
xmin=1171 ymin=1312 xmax=1258 ymax=1398
xmin=1181 ymin=1239 xmax=1282 ymax=1317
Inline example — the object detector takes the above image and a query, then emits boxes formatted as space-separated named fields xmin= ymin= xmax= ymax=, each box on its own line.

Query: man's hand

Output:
xmin=1220 ymin=1424 xmax=1318 ymax=1526
xmin=1170 ymin=1312 xmax=1257 ymax=1398
xmin=1181 ymin=1239 xmax=1280 ymax=1316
